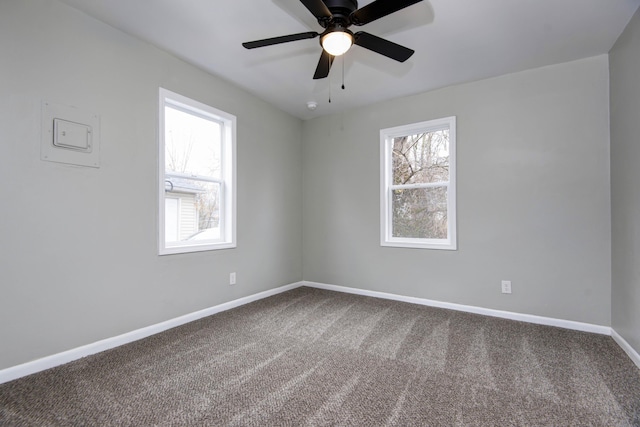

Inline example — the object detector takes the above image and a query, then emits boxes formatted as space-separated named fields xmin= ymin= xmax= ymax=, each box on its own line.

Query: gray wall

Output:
xmin=302 ymin=56 xmax=612 ymax=326
xmin=610 ymin=8 xmax=640 ymax=355
xmin=0 ymin=0 xmax=303 ymax=370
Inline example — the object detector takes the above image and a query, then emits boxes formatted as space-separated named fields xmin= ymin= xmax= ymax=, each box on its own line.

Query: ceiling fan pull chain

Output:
xmin=329 ymin=62 xmax=333 ymax=103
xmin=342 ymin=57 xmax=345 ymax=90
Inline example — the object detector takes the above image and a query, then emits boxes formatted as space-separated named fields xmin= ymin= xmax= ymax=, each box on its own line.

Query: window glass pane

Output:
xmin=392 ymin=186 xmax=448 ymax=239
xmin=392 ymin=129 xmax=449 ymax=185
xmin=165 ymin=105 xmax=221 ymax=179
xmin=164 ymin=178 xmax=221 ymax=245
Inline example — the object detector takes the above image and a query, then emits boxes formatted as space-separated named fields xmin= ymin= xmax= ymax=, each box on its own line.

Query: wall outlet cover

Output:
xmin=501 ymin=280 xmax=512 ymax=294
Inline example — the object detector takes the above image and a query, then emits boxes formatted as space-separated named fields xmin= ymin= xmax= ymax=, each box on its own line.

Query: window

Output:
xmin=380 ymin=117 xmax=456 ymax=250
xmin=158 ymin=88 xmax=236 ymax=255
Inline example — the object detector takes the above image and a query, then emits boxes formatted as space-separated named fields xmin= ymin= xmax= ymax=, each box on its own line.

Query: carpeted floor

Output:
xmin=1 ymin=286 xmax=639 ymax=426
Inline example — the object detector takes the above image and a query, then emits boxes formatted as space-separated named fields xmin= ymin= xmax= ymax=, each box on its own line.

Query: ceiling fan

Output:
xmin=242 ymin=0 xmax=423 ymax=79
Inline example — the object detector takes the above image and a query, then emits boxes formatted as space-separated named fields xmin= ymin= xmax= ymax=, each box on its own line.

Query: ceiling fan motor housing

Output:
xmin=318 ymin=0 xmax=358 ymax=27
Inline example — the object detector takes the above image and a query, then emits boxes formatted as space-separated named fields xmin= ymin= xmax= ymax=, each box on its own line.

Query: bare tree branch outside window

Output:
xmin=391 ymin=130 xmax=449 ymax=239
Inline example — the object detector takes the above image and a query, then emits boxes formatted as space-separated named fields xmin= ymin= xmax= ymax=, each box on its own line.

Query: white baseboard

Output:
xmin=0 ymin=282 xmax=304 ymax=385
xmin=611 ymin=329 xmax=640 ymax=369
xmin=3 ymin=280 xmax=635 ymax=385
xmin=303 ymin=281 xmax=612 ymax=335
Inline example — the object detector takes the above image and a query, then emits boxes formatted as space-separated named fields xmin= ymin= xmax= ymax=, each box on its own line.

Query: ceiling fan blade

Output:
xmin=313 ymin=50 xmax=335 ymax=79
xmin=351 ymin=0 xmax=422 ymax=26
xmin=300 ymin=0 xmax=332 ymax=20
xmin=242 ymin=32 xmax=319 ymax=49
xmin=354 ymin=32 xmax=414 ymax=62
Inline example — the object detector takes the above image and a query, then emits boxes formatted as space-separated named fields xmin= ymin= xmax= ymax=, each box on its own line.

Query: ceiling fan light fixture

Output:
xmin=321 ymin=30 xmax=353 ymax=56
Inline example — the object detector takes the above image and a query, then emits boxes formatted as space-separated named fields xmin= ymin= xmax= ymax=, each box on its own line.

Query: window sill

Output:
xmin=159 ymin=242 xmax=236 ymax=256
xmin=381 ymin=239 xmax=457 ymax=251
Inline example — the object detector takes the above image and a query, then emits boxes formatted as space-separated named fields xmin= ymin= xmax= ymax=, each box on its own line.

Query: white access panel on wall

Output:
xmin=41 ymin=101 xmax=100 ymax=168
xmin=53 ymin=118 xmax=91 ymax=151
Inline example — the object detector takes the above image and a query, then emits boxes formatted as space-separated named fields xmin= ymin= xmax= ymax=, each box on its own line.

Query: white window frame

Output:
xmin=158 ymin=88 xmax=236 ymax=255
xmin=380 ymin=116 xmax=457 ymax=250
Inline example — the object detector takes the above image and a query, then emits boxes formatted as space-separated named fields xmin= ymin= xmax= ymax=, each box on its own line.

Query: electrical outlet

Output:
xmin=501 ymin=280 xmax=512 ymax=294
xmin=230 ymin=272 xmax=236 ymax=285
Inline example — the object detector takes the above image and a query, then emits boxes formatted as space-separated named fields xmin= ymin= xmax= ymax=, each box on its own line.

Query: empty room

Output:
xmin=1 ymin=0 xmax=640 ymax=424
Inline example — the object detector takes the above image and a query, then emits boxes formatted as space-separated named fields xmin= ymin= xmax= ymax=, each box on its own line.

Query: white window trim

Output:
xmin=158 ymin=87 xmax=236 ymax=255
xmin=380 ymin=116 xmax=457 ymax=250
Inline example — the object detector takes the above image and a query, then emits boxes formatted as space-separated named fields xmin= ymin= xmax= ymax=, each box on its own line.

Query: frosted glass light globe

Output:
xmin=321 ymin=31 xmax=353 ymax=56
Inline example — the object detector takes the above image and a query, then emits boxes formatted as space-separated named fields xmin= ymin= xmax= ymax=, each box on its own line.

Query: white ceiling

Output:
xmin=59 ymin=0 xmax=640 ymax=120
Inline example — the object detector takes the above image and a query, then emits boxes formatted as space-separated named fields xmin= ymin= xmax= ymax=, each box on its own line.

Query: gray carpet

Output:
xmin=1 ymin=286 xmax=639 ymax=426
